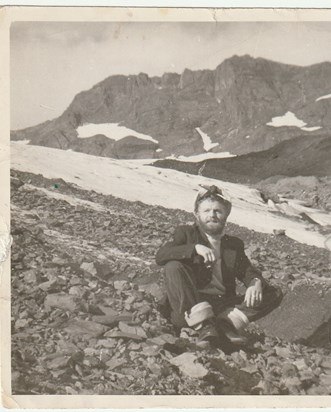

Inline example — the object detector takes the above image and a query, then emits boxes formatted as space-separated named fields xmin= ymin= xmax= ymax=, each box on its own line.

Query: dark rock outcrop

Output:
xmin=153 ymin=134 xmax=331 ymax=184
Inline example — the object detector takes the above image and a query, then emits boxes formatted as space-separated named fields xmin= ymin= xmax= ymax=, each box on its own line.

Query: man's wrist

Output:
xmin=250 ymin=277 xmax=262 ymax=286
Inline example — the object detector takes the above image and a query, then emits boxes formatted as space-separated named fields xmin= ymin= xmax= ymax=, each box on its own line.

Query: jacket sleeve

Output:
xmin=235 ymin=240 xmax=266 ymax=288
xmin=155 ymin=226 xmax=197 ymax=266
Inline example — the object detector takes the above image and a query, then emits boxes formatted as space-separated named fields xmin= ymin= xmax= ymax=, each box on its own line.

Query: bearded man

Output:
xmin=155 ymin=185 xmax=283 ymax=345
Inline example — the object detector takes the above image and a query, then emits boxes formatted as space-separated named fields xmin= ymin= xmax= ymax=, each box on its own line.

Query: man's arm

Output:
xmin=235 ymin=240 xmax=267 ymax=307
xmin=155 ymin=226 xmax=197 ymax=266
xmin=235 ymin=240 xmax=265 ymax=287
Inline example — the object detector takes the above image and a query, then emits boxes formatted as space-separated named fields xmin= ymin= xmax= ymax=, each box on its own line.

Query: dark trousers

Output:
xmin=163 ymin=261 xmax=283 ymax=329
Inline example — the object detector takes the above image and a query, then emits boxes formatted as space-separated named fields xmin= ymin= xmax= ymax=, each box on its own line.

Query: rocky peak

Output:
xmin=11 ymin=54 xmax=331 ymax=159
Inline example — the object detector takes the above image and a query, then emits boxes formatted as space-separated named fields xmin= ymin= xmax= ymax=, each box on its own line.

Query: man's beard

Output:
xmin=197 ymin=219 xmax=225 ymax=236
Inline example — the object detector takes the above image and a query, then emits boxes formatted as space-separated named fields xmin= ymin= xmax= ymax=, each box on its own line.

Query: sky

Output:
xmin=10 ymin=21 xmax=331 ymax=130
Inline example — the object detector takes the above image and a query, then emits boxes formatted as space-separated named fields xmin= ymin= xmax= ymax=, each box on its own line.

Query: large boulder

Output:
xmin=256 ymin=284 xmax=331 ymax=345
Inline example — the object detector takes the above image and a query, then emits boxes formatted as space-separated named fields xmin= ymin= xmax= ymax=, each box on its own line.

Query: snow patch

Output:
xmin=316 ymin=93 xmax=331 ymax=102
xmin=267 ymin=111 xmax=306 ymax=128
xmin=195 ymin=128 xmax=219 ymax=152
xmin=76 ymin=123 xmax=158 ymax=144
xmin=156 ymin=148 xmax=163 ymax=153
xmin=267 ymin=111 xmax=322 ymax=132
xmin=301 ymin=126 xmax=322 ymax=132
xmin=174 ymin=152 xmax=236 ymax=162
xmin=11 ymin=142 xmax=329 ymax=249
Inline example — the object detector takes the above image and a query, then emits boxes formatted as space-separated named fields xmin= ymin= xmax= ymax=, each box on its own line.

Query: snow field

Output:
xmin=11 ymin=142 xmax=329 ymax=249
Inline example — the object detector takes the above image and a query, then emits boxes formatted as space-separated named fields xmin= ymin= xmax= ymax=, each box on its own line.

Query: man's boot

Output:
xmin=217 ymin=318 xmax=248 ymax=345
xmin=217 ymin=307 xmax=249 ymax=345
xmin=185 ymin=301 xmax=219 ymax=344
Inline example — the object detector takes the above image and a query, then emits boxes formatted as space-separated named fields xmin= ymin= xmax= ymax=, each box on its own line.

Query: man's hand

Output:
xmin=244 ymin=279 xmax=263 ymax=308
xmin=195 ymin=244 xmax=215 ymax=266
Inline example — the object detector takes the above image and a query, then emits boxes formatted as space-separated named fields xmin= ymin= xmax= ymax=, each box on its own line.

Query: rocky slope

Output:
xmin=11 ymin=170 xmax=331 ymax=395
xmin=11 ymin=55 xmax=331 ymax=159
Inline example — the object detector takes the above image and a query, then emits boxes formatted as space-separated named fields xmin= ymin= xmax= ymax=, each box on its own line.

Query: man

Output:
xmin=155 ymin=185 xmax=283 ymax=345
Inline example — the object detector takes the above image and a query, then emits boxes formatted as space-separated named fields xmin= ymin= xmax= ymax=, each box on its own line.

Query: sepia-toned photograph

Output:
xmin=2 ymin=6 xmax=331 ymax=407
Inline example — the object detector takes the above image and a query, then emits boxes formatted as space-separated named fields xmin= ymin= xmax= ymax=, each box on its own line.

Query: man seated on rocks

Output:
xmin=155 ymin=185 xmax=283 ymax=345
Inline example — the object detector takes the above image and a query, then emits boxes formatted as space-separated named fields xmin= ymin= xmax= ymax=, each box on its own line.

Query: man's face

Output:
xmin=195 ymin=198 xmax=229 ymax=236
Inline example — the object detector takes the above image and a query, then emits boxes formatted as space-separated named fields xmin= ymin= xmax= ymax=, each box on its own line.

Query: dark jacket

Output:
xmin=156 ymin=223 xmax=264 ymax=295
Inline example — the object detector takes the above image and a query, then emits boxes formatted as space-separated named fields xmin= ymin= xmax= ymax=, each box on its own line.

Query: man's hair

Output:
xmin=194 ymin=185 xmax=232 ymax=214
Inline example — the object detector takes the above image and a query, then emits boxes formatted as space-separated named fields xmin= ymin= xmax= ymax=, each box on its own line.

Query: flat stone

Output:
xmin=142 ymin=345 xmax=159 ymax=357
xmin=252 ymin=379 xmax=280 ymax=395
xmin=92 ymin=315 xmax=120 ymax=327
xmin=136 ymin=304 xmax=152 ymax=316
xmin=119 ymin=322 xmax=148 ymax=339
xmin=95 ymin=339 xmax=117 ymax=349
xmin=69 ymin=276 xmax=83 ymax=286
xmin=80 ymin=262 xmax=97 ymax=275
xmin=280 ymin=376 xmax=302 ymax=394
xmin=114 ymin=280 xmax=129 ymax=291
xmin=38 ymin=279 xmax=58 ymax=291
xmin=104 ymin=330 xmax=144 ymax=341
xmin=62 ymin=319 xmax=108 ymax=338
xmin=275 ymin=347 xmax=292 ymax=358
xmin=52 ymin=257 xmax=67 ymax=265
xmin=69 ymin=285 xmax=87 ymax=298
xmin=98 ymin=305 xmax=119 ymax=317
xmin=95 ymin=262 xmax=115 ymax=280
xmin=240 ymin=365 xmax=259 ymax=375
xmin=319 ymin=373 xmax=331 ymax=387
xmin=320 ymin=357 xmax=331 ymax=370
xmin=56 ymin=340 xmax=78 ymax=355
xmin=147 ymin=362 xmax=163 ymax=377
xmin=47 ymin=356 xmax=69 ymax=369
xmin=15 ymin=319 xmax=29 ymax=329
xmin=138 ymin=283 xmax=164 ymax=300
xmin=148 ymin=334 xmax=177 ymax=346
xmin=281 ymin=363 xmax=298 ymax=378
xmin=169 ymin=352 xmax=208 ymax=379
xmin=23 ymin=270 xmax=37 ymax=284
xmin=256 ymin=284 xmax=331 ymax=342
xmin=106 ymin=359 xmax=126 ymax=371
xmin=128 ymin=342 xmax=142 ymax=351
xmin=44 ymin=293 xmax=80 ymax=312
xmin=293 ymin=359 xmax=307 ymax=371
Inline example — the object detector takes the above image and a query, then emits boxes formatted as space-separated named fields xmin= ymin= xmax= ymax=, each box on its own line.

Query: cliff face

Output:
xmin=11 ymin=55 xmax=331 ymax=159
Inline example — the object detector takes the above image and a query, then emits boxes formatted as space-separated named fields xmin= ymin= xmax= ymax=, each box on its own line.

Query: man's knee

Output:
xmin=164 ymin=260 xmax=185 ymax=273
xmin=164 ymin=260 xmax=190 ymax=279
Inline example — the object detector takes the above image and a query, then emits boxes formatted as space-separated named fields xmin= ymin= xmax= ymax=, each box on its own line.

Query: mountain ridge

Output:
xmin=11 ymin=54 xmax=331 ymax=160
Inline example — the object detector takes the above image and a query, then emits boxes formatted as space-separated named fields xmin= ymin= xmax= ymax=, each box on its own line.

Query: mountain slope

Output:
xmin=153 ymin=134 xmax=331 ymax=184
xmin=11 ymin=55 xmax=331 ymax=158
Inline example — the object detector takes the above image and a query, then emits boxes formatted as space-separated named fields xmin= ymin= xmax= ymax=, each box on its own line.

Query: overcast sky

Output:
xmin=10 ymin=21 xmax=331 ymax=130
